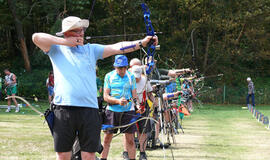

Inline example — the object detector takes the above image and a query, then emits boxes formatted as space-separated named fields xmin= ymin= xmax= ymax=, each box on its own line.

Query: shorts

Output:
xmin=104 ymin=110 xmax=137 ymax=134
xmin=53 ymin=105 xmax=102 ymax=152
xmin=6 ymin=85 xmax=17 ymax=96
xmin=48 ymin=86 xmax=54 ymax=96
xmin=137 ymin=111 xmax=151 ymax=133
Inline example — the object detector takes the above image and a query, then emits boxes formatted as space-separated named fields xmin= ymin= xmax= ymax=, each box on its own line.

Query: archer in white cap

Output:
xmin=32 ymin=16 xmax=158 ymax=160
xmin=130 ymin=65 xmax=155 ymax=159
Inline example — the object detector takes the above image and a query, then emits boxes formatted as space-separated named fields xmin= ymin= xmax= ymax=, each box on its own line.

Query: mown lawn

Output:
xmin=254 ymin=105 xmax=270 ymax=118
xmin=0 ymin=101 xmax=270 ymax=160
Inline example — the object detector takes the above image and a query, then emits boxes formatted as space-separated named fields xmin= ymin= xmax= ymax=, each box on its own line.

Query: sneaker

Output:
xmin=139 ymin=152 xmax=147 ymax=160
xmin=122 ymin=151 xmax=129 ymax=160
xmin=15 ymin=107 xmax=20 ymax=113
xmin=5 ymin=108 xmax=11 ymax=113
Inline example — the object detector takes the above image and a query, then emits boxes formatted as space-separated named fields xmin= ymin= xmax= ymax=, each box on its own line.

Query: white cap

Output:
xmin=247 ymin=77 xmax=251 ymax=81
xmin=56 ymin=16 xmax=89 ymax=36
xmin=132 ymin=65 xmax=142 ymax=78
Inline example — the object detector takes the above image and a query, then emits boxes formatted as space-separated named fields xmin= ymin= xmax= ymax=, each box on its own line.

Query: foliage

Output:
xmin=17 ymin=68 xmax=50 ymax=99
xmin=0 ymin=0 xmax=269 ymax=100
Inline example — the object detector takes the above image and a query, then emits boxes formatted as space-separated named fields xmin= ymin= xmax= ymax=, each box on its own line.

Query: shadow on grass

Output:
xmin=148 ymin=155 xmax=226 ymax=159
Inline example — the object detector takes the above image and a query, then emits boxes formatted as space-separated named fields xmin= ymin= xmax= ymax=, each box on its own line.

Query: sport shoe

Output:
xmin=15 ymin=107 xmax=20 ymax=113
xmin=139 ymin=152 xmax=147 ymax=160
xmin=122 ymin=151 xmax=129 ymax=160
xmin=5 ymin=108 xmax=11 ymax=113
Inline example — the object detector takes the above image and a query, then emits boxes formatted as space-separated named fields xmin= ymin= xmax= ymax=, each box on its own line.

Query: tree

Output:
xmin=7 ymin=0 xmax=31 ymax=72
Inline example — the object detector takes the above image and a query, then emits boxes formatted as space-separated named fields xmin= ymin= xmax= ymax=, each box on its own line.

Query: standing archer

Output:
xmin=101 ymin=55 xmax=141 ymax=160
xmin=246 ymin=77 xmax=255 ymax=107
xmin=4 ymin=69 xmax=19 ymax=113
xmin=32 ymin=16 xmax=158 ymax=160
xmin=46 ymin=71 xmax=54 ymax=103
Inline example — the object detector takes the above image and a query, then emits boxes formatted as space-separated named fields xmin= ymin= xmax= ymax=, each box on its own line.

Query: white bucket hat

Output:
xmin=56 ymin=16 xmax=89 ymax=36
xmin=247 ymin=77 xmax=251 ymax=81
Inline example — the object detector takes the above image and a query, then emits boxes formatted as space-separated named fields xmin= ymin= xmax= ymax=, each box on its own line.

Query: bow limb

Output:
xmin=141 ymin=3 xmax=156 ymax=75
xmin=5 ymin=95 xmax=43 ymax=116
xmin=104 ymin=116 xmax=158 ymax=131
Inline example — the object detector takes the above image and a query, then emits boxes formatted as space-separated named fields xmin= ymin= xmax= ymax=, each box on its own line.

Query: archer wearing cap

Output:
xmin=102 ymin=55 xmax=139 ymax=160
xmin=32 ymin=16 xmax=158 ymax=160
xmin=131 ymin=65 xmax=155 ymax=160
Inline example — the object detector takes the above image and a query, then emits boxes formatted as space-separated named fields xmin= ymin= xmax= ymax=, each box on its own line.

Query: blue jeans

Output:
xmin=246 ymin=93 xmax=255 ymax=107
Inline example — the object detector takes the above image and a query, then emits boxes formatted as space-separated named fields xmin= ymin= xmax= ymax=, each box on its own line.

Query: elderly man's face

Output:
xmin=115 ymin=67 xmax=127 ymax=78
xmin=64 ymin=27 xmax=85 ymax=42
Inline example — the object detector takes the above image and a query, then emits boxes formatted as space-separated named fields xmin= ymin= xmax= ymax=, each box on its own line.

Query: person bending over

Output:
xmin=4 ymin=69 xmax=19 ymax=113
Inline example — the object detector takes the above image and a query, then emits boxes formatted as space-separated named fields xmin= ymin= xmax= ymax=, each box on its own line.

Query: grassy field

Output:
xmin=0 ymin=101 xmax=270 ymax=160
xmin=253 ymin=105 xmax=270 ymax=117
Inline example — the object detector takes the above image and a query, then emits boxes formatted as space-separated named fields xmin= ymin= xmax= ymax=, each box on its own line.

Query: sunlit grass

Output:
xmin=0 ymin=102 xmax=270 ymax=160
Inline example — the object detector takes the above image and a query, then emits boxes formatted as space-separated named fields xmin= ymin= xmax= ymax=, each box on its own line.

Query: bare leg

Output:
xmin=7 ymin=96 xmax=11 ymax=106
xmin=138 ymin=133 xmax=147 ymax=152
xmin=125 ymin=133 xmax=136 ymax=159
xmin=6 ymin=96 xmax=11 ymax=112
xmin=12 ymin=94 xmax=18 ymax=107
xmin=164 ymin=110 xmax=170 ymax=123
xmin=81 ymin=151 xmax=96 ymax=160
xmin=48 ymin=93 xmax=52 ymax=103
xmin=123 ymin=135 xmax=127 ymax=151
xmin=155 ymin=118 xmax=160 ymax=140
xmin=101 ymin=132 xmax=113 ymax=159
xmin=56 ymin=152 xmax=71 ymax=160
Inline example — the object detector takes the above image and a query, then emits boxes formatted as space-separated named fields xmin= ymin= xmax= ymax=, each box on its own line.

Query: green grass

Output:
xmin=0 ymin=102 xmax=270 ymax=160
xmin=254 ymin=105 xmax=270 ymax=117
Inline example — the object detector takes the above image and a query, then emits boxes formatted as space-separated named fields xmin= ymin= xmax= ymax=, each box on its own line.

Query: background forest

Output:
xmin=0 ymin=0 xmax=270 ymax=103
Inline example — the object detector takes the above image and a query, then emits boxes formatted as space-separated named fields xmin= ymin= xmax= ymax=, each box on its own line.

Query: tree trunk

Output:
xmin=8 ymin=0 xmax=31 ymax=72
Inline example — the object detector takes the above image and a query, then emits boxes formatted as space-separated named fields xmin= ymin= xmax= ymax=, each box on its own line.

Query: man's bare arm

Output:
xmin=103 ymin=36 xmax=158 ymax=59
xmin=103 ymin=88 xmax=119 ymax=105
xmin=12 ymin=75 xmax=17 ymax=84
xmin=32 ymin=33 xmax=84 ymax=52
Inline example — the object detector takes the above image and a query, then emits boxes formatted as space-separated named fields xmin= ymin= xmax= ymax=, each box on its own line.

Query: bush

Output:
xmin=17 ymin=69 xmax=50 ymax=100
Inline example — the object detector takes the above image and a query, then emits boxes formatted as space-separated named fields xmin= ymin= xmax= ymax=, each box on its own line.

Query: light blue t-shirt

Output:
xmin=104 ymin=70 xmax=136 ymax=112
xmin=46 ymin=43 xmax=104 ymax=108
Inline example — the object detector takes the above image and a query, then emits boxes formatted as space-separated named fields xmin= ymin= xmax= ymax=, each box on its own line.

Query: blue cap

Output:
xmin=113 ymin=55 xmax=128 ymax=67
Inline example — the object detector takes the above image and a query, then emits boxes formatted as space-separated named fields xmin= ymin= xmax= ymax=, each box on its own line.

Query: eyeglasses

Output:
xmin=70 ymin=28 xmax=86 ymax=34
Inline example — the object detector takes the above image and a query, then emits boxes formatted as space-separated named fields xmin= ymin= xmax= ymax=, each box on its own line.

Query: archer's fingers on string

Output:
xmin=153 ymin=35 xmax=158 ymax=46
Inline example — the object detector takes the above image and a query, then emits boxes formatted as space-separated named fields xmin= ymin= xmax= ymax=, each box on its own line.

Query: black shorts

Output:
xmin=53 ymin=105 xmax=102 ymax=153
xmin=104 ymin=110 xmax=137 ymax=134
xmin=137 ymin=111 xmax=151 ymax=134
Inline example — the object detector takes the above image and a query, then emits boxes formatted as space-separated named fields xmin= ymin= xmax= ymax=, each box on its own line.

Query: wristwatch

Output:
xmin=139 ymin=41 xmax=144 ymax=48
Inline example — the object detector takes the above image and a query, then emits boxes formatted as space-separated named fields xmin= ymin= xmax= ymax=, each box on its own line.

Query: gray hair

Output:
xmin=130 ymin=58 xmax=141 ymax=66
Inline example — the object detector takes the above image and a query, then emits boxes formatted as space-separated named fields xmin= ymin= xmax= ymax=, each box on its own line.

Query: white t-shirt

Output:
xmin=5 ymin=73 xmax=16 ymax=87
xmin=136 ymin=76 xmax=153 ymax=103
